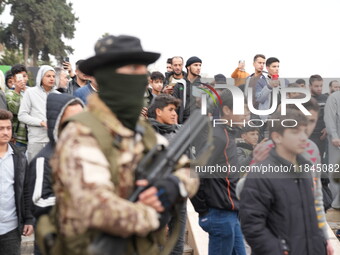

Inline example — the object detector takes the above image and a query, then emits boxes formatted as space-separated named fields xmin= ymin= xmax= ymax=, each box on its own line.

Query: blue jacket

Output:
xmin=255 ymin=75 xmax=289 ymax=120
xmin=74 ymin=83 xmax=96 ymax=105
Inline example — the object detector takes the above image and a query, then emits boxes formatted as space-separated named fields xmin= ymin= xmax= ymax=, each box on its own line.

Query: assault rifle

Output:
xmin=88 ymin=109 xmax=212 ymax=255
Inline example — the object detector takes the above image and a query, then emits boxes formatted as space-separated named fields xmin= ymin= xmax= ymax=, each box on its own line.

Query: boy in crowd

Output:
xmin=147 ymin=94 xmax=185 ymax=255
xmin=150 ymin=71 xmax=165 ymax=97
xmin=10 ymin=64 xmax=29 ymax=87
xmin=245 ymin=98 xmax=333 ymax=254
xmin=237 ymin=125 xmax=259 ymax=167
xmin=147 ymin=94 xmax=180 ymax=138
xmin=6 ymin=64 xmax=29 ymax=148
xmin=191 ymin=89 xmax=247 ymax=255
xmin=5 ymin=71 xmax=15 ymax=90
xmin=240 ymin=108 xmax=327 ymax=255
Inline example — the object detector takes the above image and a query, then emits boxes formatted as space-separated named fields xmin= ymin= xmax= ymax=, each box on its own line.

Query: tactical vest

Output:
xmin=36 ymin=111 xmax=180 ymax=255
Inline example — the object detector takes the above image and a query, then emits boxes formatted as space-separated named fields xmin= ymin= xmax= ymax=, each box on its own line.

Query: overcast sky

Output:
xmin=3 ymin=0 xmax=340 ymax=78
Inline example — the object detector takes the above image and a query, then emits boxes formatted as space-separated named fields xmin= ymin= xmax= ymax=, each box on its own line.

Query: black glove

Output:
xmin=154 ymin=175 xmax=180 ymax=210
xmin=158 ymin=210 xmax=171 ymax=229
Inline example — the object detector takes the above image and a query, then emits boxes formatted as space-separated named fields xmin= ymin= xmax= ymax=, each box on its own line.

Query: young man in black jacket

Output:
xmin=172 ymin=56 xmax=202 ymax=124
xmin=29 ymin=93 xmax=84 ymax=219
xmin=236 ymin=125 xmax=260 ymax=168
xmin=0 ymin=109 xmax=33 ymax=255
xmin=240 ymin=109 xmax=327 ymax=255
xmin=191 ymin=89 xmax=248 ymax=255
xmin=147 ymin=94 xmax=181 ymax=139
xmin=147 ymin=94 xmax=185 ymax=255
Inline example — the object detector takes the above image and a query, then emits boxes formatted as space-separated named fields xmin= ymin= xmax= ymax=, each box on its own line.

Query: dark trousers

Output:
xmin=34 ymin=220 xmax=42 ymax=255
xmin=0 ymin=228 xmax=21 ymax=255
xmin=168 ymin=200 xmax=187 ymax=255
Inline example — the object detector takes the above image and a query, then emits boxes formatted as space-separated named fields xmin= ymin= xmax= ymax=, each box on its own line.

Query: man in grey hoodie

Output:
xmin=18 ymin=65 xmax=58 ymax=162
xmin=324 ymin=90 xmax=340 ymax=209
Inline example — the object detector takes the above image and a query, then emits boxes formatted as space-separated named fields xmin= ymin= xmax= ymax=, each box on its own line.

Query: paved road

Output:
xmin=326 ymin=208 xmax=340 ymax=232
xmin=20 ymin=208 xmax=340 ymax=255
xmin=21 ymin=235 xmax=34 ymax=255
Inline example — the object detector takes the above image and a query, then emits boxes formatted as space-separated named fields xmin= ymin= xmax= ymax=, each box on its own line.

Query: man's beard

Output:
xmin=189 ymin=70 xmax=199 ymax=77
xmin=174 ymin=69 xmax=182 ymax=76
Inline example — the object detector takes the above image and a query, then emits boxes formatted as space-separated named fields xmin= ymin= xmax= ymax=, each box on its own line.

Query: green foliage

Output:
xmin=26 ymin=70 xmax=35 ymax=87
xmin=0 ymin=0 xmax=78 ymax=66
xmin=0 ymin=0 xmax=8 ymax=15
xmin=102 ymin=32 xmax=110 ymax=38
xmin=37 ymin=57 xmax=52 ymax=66
xmin=0 ymin=47 xmax=24 ymax=65
xmin=0 ymin=24 xmax=20 ymax=50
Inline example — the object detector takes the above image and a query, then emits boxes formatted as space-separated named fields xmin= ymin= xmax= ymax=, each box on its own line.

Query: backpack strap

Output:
xmin=65 ymin=111 xmax=120 ymax=186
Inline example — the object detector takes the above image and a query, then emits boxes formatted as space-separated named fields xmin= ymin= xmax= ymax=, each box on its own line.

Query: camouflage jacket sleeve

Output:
xmin=52 ymin=122 xmax=159 ymax=238
xmin=172 ymin=160 xmax=199 ymax=198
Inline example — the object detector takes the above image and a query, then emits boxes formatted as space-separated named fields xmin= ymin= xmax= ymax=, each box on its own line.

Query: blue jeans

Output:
xmin=199 ymin=208 xmax=246 ymax=255
xmin=15 ymin=141 xmax=27 ymax=149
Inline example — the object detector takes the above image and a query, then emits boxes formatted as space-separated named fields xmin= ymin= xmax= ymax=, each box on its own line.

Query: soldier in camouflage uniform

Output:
xmin=50 ymin=35 xmax=199 ymax=255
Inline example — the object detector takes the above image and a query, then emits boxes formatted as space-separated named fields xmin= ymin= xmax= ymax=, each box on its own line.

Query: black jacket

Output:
xmin=11 ymin=143 xmax=34 ymax=230
xmin=236 ymin=142 xmax=253 ymax=167
xmin=0 ymin=90 xmax=7 ymax=110
xmin=191 ymin=124 xmax=240 ymax=214
xmin=240 ymin=150 xmax=326 ymax=255
xmin=148 ymin=118 xmax=180 ymax=141
xmin=164 ymin=71 xmax=187 ymax=87
xmin=29 ymin=93 xmax=84 ymax=219
xmin=173 ymin=76 xmax=201 ymax=124
xmin=67 ymin=76 xmax=90 ymax=95
xmin=311 ymin=93 xmax=328 ymax=134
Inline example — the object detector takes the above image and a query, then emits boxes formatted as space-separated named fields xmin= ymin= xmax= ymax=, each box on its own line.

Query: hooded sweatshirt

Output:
xmin=18 ymin=65 xmax=58 ymax=143
xmin=29 ymin=93 xmax=84 ymax=218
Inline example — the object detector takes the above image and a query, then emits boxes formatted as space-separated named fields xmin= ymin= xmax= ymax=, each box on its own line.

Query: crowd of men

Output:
xmin=0 ymin=34 xmax=340 ymax=255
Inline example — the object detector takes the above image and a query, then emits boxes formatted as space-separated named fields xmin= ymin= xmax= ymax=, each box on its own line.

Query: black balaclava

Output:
xmin=94 ymin=65 xmax=148 ymax=131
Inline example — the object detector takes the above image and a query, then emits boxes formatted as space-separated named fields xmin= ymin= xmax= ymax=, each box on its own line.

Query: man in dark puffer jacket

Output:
xmin=29 ymin=93 xmax=84 ymax=219
xmin=240 ymin=109 xmax=326 ymax=255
